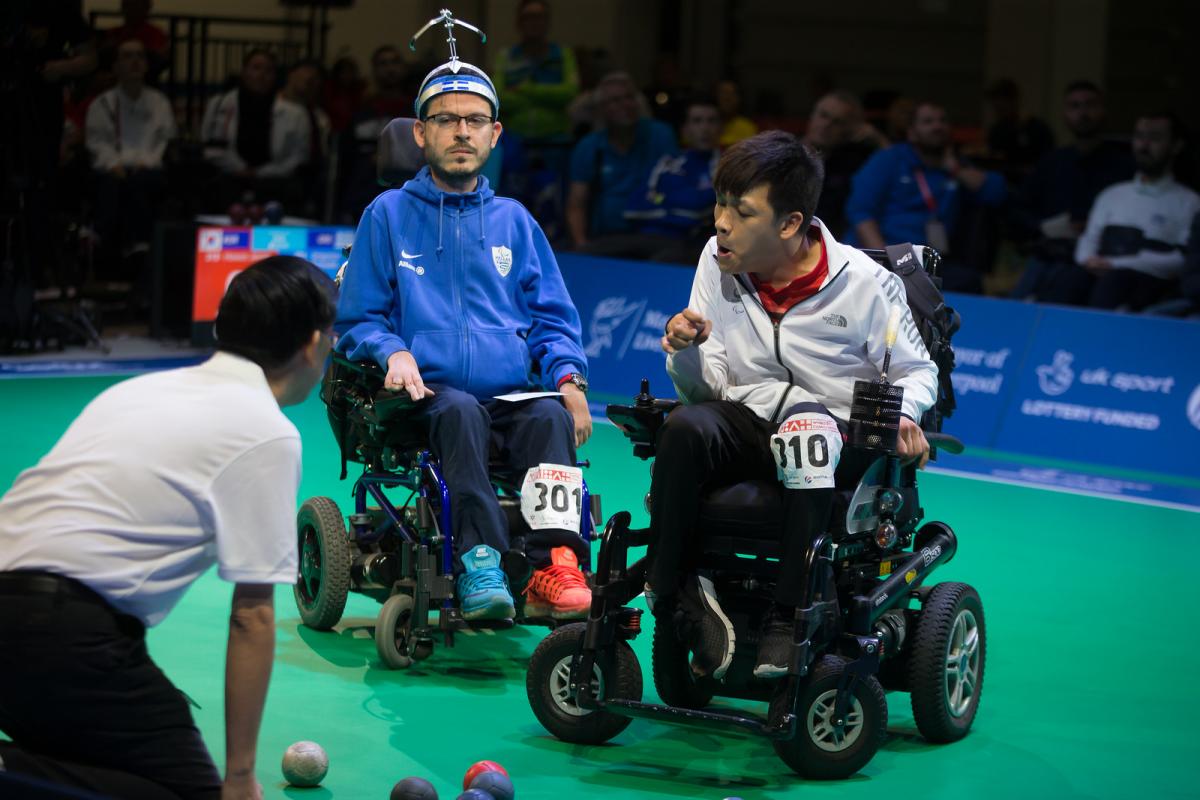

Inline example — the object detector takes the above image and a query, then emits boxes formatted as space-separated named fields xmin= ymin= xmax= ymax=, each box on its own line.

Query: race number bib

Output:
xmin=772 ymin=413 xmax=843 ymax=489
xmin=520 ymin=464 xmax=585 ymax=530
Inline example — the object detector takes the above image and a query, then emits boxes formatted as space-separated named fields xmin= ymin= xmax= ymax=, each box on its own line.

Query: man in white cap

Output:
xmin=335 ymin=46 xmax=594 ymax=623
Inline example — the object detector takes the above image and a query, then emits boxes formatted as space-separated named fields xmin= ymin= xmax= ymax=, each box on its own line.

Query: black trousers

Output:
xmin=0 ymin=572 xmax=221 ymax=800
xmin=412 ymin=387 xmax=587 ymax=570
xmin=647 ymin=401 xmax=866 ymax=607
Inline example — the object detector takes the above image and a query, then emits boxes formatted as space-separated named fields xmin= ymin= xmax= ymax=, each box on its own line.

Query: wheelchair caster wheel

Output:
xmin=770 ymin=655 xmax=888 ymax=779
xmin=376 ymin=593 xmax=415 ymax=669
xmin=526 ymin=623 xmax=641 ymax=744
xmin=294 ymin=497 xmax=353 ymax=630
xmin=909 ymin=582 xmax=985 ymax=742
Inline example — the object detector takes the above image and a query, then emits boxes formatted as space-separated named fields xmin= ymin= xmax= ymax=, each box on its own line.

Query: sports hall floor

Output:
xmin=2 ymin=373 xmax=1197 ymax=800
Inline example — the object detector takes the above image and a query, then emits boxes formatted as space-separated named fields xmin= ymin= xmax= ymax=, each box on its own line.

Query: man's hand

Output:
xmin=661 ymin=309 xmax=712 ymax=354
xmin=385 ymin=350 xmax=435 ymax=401
xmin=1083 ymin=255 xmax=1112 ymax=273
xmin=221 ymin=773 xmax=263 ymax=800
xmin=897 ymin=416 xmax=930 ymax=469
xmin=561 ymin=383 xmax=592 ymax=447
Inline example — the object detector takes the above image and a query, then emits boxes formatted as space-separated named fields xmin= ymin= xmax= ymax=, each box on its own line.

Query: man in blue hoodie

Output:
xmin=335 ymin=60 xmax=594 ymax=623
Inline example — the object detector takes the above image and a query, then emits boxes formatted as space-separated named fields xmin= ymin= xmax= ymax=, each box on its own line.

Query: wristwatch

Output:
xmin=560 ymin=372 xmax=589 ymax=393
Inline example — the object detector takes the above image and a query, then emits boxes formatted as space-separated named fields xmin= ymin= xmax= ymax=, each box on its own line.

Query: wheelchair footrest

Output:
xmin=598 ymin=698 xmax=786 ymax=739
xmin=464 ymin=618 xmax=515 ymax=631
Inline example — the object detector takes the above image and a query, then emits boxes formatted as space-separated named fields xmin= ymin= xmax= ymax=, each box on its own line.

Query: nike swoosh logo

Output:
xmin=401 ymin=250 xmax=422 ymax=259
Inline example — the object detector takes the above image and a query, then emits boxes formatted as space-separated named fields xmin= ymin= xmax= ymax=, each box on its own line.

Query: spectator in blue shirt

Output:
xmin=566 ymin=71 xmax=676 ymax=249
xmin=845 ymin=100 xmax=1006 ymax=292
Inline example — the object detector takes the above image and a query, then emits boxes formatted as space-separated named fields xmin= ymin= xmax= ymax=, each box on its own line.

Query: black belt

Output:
xmin=0 ymin=570 xmax=106 ymax=603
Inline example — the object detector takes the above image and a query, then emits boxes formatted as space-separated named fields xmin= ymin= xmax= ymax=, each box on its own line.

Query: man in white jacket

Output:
xmin=655 ymin=131 xmax=938 ymax=680
xmin=85 ymin=38 xmax=175 ymax=268
xmin=200 ymin=49 xmax=311 ymax=209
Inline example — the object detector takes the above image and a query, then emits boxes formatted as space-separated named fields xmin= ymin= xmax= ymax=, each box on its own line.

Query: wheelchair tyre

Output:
xmin=294 ymin=497 xmax=353 ymax=630
xmin=651 ymin=616 xmax=715 ymax=709
xmin=908 ymin=582 xmax=985 ymax=743
xmin=375 ymin=593 xmax=415 ymax=669
xmin=526 ymin=622 xmax=642 ymax=745
xmin=770 ymin=655 xmax=888 ymax=780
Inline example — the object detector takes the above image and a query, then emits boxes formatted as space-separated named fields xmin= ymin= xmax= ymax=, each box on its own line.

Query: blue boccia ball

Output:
xmin=469 ymin=770 xmax=514 ymax=800
xmin=392 ymin=776 xmax=439 ymax=800
xmin=456 ymin=790 xmax=494 ymax=800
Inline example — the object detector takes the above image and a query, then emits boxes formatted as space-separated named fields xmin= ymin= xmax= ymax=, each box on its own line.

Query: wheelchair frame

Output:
xmin=295 ymin=355 xmax=599 ymax=668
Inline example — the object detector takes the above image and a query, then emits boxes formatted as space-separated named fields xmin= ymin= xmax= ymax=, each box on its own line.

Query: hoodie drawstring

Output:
xmin=436 ymin=193 xmax=445 ymax=257
xmin=479 ymin=200 xmax=486 ymax=247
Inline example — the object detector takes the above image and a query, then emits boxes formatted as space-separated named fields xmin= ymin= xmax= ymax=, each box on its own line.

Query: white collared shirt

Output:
xmin=85 ymin=84 xmax=176 ymax=170
xmin=0 ymin=353 xmax=301 ymax=626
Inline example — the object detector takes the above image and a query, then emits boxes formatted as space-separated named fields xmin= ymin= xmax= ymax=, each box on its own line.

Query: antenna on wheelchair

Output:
xmin=410 ymin=8 xmax=487 ymax=71
xmin=879 ymin=305 xmax=902 ymax=382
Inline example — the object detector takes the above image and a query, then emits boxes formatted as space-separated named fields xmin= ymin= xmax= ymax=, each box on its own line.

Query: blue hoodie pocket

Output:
xmin=408 ymin=330 xmax=462 ymax=385
xmin=469 ymin=329 xmax=532 ymax=393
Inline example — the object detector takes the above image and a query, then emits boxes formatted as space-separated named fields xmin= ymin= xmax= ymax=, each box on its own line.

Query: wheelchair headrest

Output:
xmin=377 ymin=118 xmax=426 ymax=187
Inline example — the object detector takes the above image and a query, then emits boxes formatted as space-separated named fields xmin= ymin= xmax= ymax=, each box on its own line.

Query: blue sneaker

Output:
xmin=457 ymin=545 xmax=516 ymax=621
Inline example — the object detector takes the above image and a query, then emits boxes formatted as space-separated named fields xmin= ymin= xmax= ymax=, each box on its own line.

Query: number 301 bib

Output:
xmin=772 ymin=413 xmax=843 ymax=489
xmin=520 ymin=464 xmax=585 ymax=530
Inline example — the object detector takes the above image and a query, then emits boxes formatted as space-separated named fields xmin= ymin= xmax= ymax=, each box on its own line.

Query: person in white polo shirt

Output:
xmin=1075 ymin=111 xmax=1200 ymax=310
xmin=0 ymin=256 xmax=337 ymax=800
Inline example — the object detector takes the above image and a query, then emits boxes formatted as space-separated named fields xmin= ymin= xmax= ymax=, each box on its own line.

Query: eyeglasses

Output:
xmin=424 ymin=113 xmax=494 ymax=130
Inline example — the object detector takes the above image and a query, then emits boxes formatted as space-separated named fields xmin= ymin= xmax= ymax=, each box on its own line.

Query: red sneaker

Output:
xmin=524 ymin=546 xmax=591 ymax=619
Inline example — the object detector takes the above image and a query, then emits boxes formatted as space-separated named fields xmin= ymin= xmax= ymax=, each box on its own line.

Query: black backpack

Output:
xmin=882 ymin=244 xmax=961 ymax=433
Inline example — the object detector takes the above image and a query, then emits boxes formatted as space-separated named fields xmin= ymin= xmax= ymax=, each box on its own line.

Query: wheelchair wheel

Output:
xmin=526 ymin=622 xmax=642 ymax=745
xmin=294 ymin=497 xmax=353 ymax=631
xmin=651 ymin=615 xmax=715 ymax=709
xmin=375 ymin=593 xmax=416 ymax=669
xmin=770 ymin=655 xmax=888 ymax=780
xmin=908 ymin=582 xmax=986 ymax=743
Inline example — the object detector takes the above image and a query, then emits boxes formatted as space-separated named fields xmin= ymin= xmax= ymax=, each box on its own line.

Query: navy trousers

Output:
xmin=413 ymin=387 xmax=587 ymax=570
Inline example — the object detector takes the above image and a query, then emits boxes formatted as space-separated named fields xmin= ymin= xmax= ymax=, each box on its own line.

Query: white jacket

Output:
xmin=85 ymin=85 xmax=176 ymax=170
xmin=200 ymin=89 xmax=311 ymax=178
xmin=667 ymin=222 xmax=939 ymax=424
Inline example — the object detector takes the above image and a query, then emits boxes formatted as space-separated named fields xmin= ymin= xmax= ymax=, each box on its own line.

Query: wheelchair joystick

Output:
xmin=848 ymin=307 xmax=905 ymax=453
xmin=635 ymin=378 xmax=654 ymax=408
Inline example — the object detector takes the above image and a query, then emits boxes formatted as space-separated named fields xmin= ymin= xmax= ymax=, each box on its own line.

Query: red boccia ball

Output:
xmin=462 ymin=761 xmax=507 ymax=791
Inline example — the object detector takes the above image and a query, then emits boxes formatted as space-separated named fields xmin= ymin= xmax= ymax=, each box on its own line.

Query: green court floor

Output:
xmin=2 ymin=376 xmax=1198 ymax=800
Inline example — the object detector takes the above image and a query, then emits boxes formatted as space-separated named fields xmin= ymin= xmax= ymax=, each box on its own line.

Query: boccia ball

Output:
xmin=469 ymin=770 xmax=514 ymax=800
xmin=456 ymin=791 xmax=494 ymax=800
xmin=246 ymin=203 xmax=264 ymax=225
xmin=227 ymin=203 xmax=247 ymax=225
xmin=264 ymin=200 xmax=284 ymax=225
xmin=391 ymin=776 xmax=439 ymax=800
xmin=462 ymin=760 xmax=507 ymax=790
xmin=281 ymin=740 xmax=328 ymax=787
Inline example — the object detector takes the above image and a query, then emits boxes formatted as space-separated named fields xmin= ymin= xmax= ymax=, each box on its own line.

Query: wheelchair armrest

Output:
xmin=926 ymin=431 xmax=964 ymax=455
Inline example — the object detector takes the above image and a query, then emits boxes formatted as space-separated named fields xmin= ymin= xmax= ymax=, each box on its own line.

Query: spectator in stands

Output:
xmin=984 ymin=78 xmax=1054 ymax=182
xmin=715 ymin=79 xmax=757 ymax=147
xmin=1075 ymin=112 xmax=1200 ymax=311
xmin=803 ymin=90 xmax=888 ymax=239
xmin=579 ymin=95 xmax=720 ymax=263
xmin=566 ymin=71 xmax=676 ymax=249
xmin=336 ymin=45 xmax=412 ymax=223
xmin=845 ymin=100 xmax=1006 ymax=292
xmin=200 ymin=49 xmax=311 ymax=210
xmin=322 ymin=56 xmax=364 ymax=133
xmin=102 ymin=0 xmax=168 ymax=82
xmin=1009 ymin=80 xmax=1135 ymax=303
xmin=493 ymin=0 xmax=578 ymax=142
xmin=85 ymin=38 xmax=175 ymax=276
xmin=1144 ymin=211 xmax=1200 ymax=318
xmin=280 ymin=58 xmax=331 ymax=217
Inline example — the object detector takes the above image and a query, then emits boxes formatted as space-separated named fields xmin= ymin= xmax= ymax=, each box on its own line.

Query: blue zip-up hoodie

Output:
xmin=335 ymin=166 xmax=587 ymax=399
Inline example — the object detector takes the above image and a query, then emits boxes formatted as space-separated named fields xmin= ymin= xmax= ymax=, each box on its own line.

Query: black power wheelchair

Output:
xmin=525 ymin=247 xmax=985 ymax=779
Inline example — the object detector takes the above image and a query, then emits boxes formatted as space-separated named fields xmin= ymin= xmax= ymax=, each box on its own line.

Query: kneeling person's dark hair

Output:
xmin=714 ymin=130 xmax=825 ymax=235
xmin=215 ymin=255 xmax=337 ymax=370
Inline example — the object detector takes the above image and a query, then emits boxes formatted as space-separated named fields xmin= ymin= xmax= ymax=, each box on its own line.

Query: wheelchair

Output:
xmin=293 ymin=353 xmax=600 ymax=668
xmin=525 ymin=253 xmax=984 ymax=780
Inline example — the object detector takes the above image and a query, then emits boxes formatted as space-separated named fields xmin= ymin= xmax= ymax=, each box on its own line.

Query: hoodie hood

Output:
xmin=402 ymin=166 xmax=494 ymax=256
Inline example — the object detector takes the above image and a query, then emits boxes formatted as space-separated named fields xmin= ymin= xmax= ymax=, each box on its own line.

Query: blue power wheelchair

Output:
xmin=524 ymin=247 xmax=985 ymax=779
xmin=293 ymin=354 xmax=600 ymax=668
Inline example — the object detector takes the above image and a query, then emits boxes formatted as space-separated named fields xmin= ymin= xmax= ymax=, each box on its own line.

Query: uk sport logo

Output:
xmin=1187 ymin=384 xmax=1200 ymax=432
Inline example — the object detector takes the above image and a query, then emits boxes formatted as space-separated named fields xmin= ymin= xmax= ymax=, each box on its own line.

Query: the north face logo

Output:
xmin=823 ymin=313 xmax=847 ymax=327
xmin=492 ymin=245 xmax=513 ymax=277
